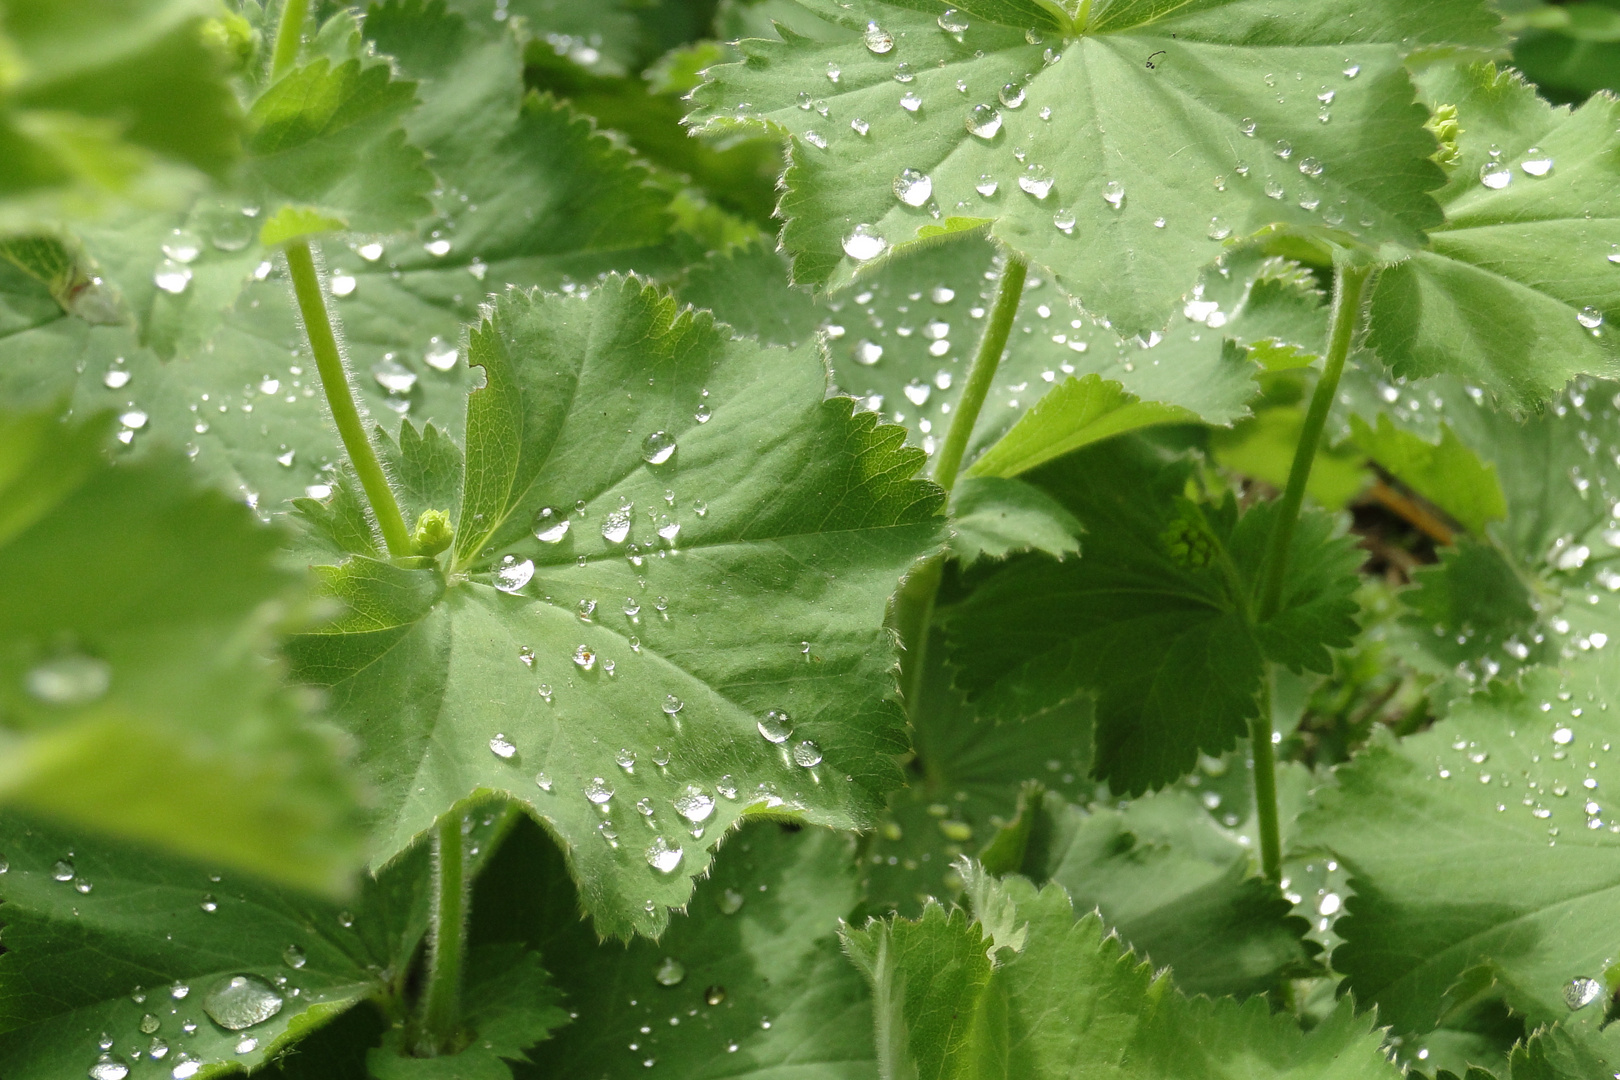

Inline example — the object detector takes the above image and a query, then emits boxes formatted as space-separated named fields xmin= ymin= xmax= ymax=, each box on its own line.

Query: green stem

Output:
xmin=417 ymin=816 xmax=466 ymax=1056
xmin=1254 ymin=263 xmax=1372 ymax=622
xmin=1249 ymin=673 xmax=1283 ymax=882
xmin=270 ymin=0 xmax=309 ymax=80
xmin=932 ymin=255 xmax=1027 ymax=494
xmin=896 ymin=254 xmax=1029 ymax=714
xmin=285 ymin=239 xmax=413 ymax=557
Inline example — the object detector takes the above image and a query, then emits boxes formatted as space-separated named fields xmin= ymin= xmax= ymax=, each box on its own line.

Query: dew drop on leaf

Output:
xmin=900 ymin=91 xmax=922 ymax=113
xmin=849 ymin=117 xmax=869 ymax=136
xmin=976 ymin=173 xmax=999 ymax=196
xmin=495 ymin=557 xmax=534 ymax=593
xmin=1480 ymin=160 xmax=1512 ymax=189
xmin=719 ymin=887 xmax=744 ymax=914
xmin=894 ymin=168 xmax=933 ymax=207
xmin=705 ymin=985 xmax=726 ymax=1005
xmin=1578 ymin=307 xmax=1604 ymax=330
xmin=842 ymin=225 xmax=887 ymax=261
xmin=371 ymin=358 xmax=417 ymax=395
xmin=674 ymin=785 xmax=716 ymax=823
xmin=965 ymin=105 xmax=1002 ymax=139
xmin=654 ymin=956 xmax=686 ymax=985
xmin=1239 ymin=117 xmax=1256 ymax=136
xmin=140 ymin=1014 xmax=161 ymax=1035
xmin=616 ymin=748 xmax=637 ymax=773
xmin=27 ymin=655 xmax=111 ymax=706
xmin=793 ymin=740 xmax=823 ymax=767
xmin=572 ymin=645 xmax=596 ymax=671
xmin=1101 ymin=182 xmax=1124 ymax=209
xmin=1565 ymin=976 xmax=1604 ymax=1009
xmin=758 ymin=709 xmax=794 ymax=743
xmin=999 ymin=82 xmax=1026 ymax=108
xmin=854 ymin=339 xmax=884 ymax=365
xmin=586 ymin=777 xmax=614 ymax=804
xmin=534 ymin=507 xmax=569 ymax=543
xmin=202 ymin=975 xmax=284 ymax=1031
xmin=662 ymin=695 xmax=683 ymax=715
xmin=863 ymin=21 xmax=894 ymax=53
xmin=602 ymin=504 xmax=634 ymax=544
xmin=103 ymin=367 xmax=130 ymax=390
xmin=646 ymin=837 xmax=683 ymax=873
xmin=153 ymin=260 xmax=193 ymax=295
xmin=489 ymin=733 xmax=517 ymax=759
xmin=1019 ymin=165 xmax=1053 ymax=199
xmin=87 ymin=1053 xmax=130 ymax=1080
xmin=282 ymin=945 xmax=306 ymax=969
xmin=162 ymin=230 xmax=202 ymax=263
xmin=717 ymin=774 xmax=738 ymax=799
xmin=51 ymin=859 xmax=74 ymax=881
xmin=937 ymin=7 xmax=968 ymax=32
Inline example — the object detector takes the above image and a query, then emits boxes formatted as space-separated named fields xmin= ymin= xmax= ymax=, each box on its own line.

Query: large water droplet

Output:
xmin=1298 ymin=157 xmax=1324 ymax=177
xmin=202 ymin=975 xmax=284 ymax=1031
xmin=674 ymin=785 xmax=716 ymax=823
xmin=489 ymin=733 xmax=517 ymax=759
xmin=573 ymin=645 xmax=597 ymax=671
xmin=153 ymin=260 xmax=192 ymax=295
xmin=999 ymin=82 xmax=1026 ymax=108
xmin=535 ymin=507 xmax=570 ymax=543
xmin=586 ymin=777 xmax=614 ymax=804
xmin=282 ymin=944 xmax=306 ymax=969
xmin=1521 ymin=148 xmax=1554 ymax=176
xmin=602 ymin=504 xmax=634 ymax=544
xmin=26 ymin=654 xmax=111 ymax=706
xmin=965 ymin=105 xmax=1002 ymax=139
xmin=642 ymin=431 xmax=676 ymax=465
xmin=1480 ymin=160 xmax=1512 ymax=189
xmin=88 ymin=1054 xmax=130 ymax=1080
xmin=758 ymin=709 xmax=794 ymax=743
xmin=646 ymin=837 xmax=683 ymax=873
xmin=1578 ymin=306 xmax=1605 ymax=330
xmin=894 ymin=168 xmax=933 ymax=207
xmin=1018 ymin=164 xmax=1053 ymax=199
xmin=793 ymin=740 xmax=824 ymax=767
xmin=162 ymin=230 xmax=202 ymax=264
xmin=1566 ymin=976 xmax=1604 ymax=1010
xmin=372 ymin=358 xmax=417 ymax=395
xmin=1101 ymin=181 xmax=1124 ymax=209
xmin=842 ymin=225 xmax=887 ymax=261
xmin=900 ymin=91 xmax=922 ymax=113
xmin=976 ymin=173 xmax=999 ymax=196
xmin=655 ymin=956 xmax=686 ymax=985
xmin=937 ymin=7 xmax=968 ymax=32
xmin=51 ymin=859 xmax=75 ymax=881
xmin=495 ymin=557 xmax=534 ymax=593
xmin=864 ymin=21 xmax=894 ymax=53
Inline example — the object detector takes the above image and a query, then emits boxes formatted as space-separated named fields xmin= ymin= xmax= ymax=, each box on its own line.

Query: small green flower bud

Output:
xmin=412 ymin=509 xmax=454 ymax=557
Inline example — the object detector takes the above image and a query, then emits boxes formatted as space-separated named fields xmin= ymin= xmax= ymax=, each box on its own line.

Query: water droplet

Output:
xmin=603 ymin=505 xmax=634 ymax=544
xmin=1101 ymin=181 xmax=1124 ymax=209
xmin=358 ymin=242 xmax=384 ymax=261
xmin=655 ymin=956 xmax=686 ymax=985
xmin=965 ymin=105 xmax=1002 ymax=139
xmin=904 ymin=380 xmax=932 ymax=405
xmin=894 ymin=168 xmax=933 ymax=207
xmin=1566 ymin=976 xmax=1604 ymax=1009
xmin=200 ymin=893 xmax=218 ymax=912
xmin=793 ymin=740 xmax=823 ymax=767
xmin=533 ymin=507 xmax=570 ymax=543
xmin=716 ymin=775 xmax=738 ymax=799
xmin=424 ymin=238 xmax=452 ymax=257
xmin=153 ymin=260 xmax=192 ymax=294
xmin=1480 ymin=160 xmax=1512 ymax=189
xmin=495 ymin=557 xmax=534 ymax=593
xmin=675 ymin=785 xmax=716 ymax=823
xmin=371 ymin=357 xmax=417 ymax=395
xmin=894 ymin=62 xmax=914 ymax=83
xmin=1343 ymin=63 xmax=1360 ymax=78
xmin=173 ymin=1059 xmax=202 ymax=1079
xmin=586 ymin=777 xmax=614 ymax=804
xmin=141 ymin=1014 xmax=161 ymax=1035
xmin=163 ymin=230 xmax=202 ymax=264
xmin=662 ymin=695 xmax=683 ymax=716
xmin=329 ymin=272 xmax=356 ymax=298
xmin=52 ymin=859 xmax=74 ymax=881
xmin=854 ymin=339 xmax=884 ymax=365
xmin=211 ymin=213 xmax=255 ymax=252
xmin=705 ymin=985 xmax=726 ymax=1005
xmin=103 ymin=367 xmax=131 ymax=390
xmin=900 ymin=91 xmax=922 ymax=113
xmin=26 ymin=654 xmax=111 ymax=706
xmin=88 ymin=1054 xmax=130 ymax=1080
xmin=842 ymin=225 xmax=887 ymax=261
xmin=1578 ymin=307 xmax=1605 ymax=330
xmin=573 ymin=645 xmax=597 ymax=671
xmin=1521 ymin=148 xmax=1554 ymax=176
xmin=758 ymin=709 xmax=794 ymax=743
xmin=1239 ymin=118 xmax=1257 ymax=137
xmin=850 ymin=117 xmax=870 ymax=136
xmin=577 ymin=598 xmax=597 ymax=622
xmin=1019 ymin=164 xmax=1053 ymax=199
xmin=864 ymin=21 xmax=894 ymax=53
xmin=281 ymin=944 xmax=306 ymax=969
xmin=424 ymin=339 xmax=459 ymax=371
xmin=999 ymin=82 xmax=1026 ymax=108
xmin=937 ymin=7 xmax=968 ymax=32
xmin=235 ymin=1037 xmax=257 ymax=1055
xmin=202 ymin=974 xmax=284 ymax=1031
xmin=74 ymin=877 xmax=93 ymax=894
xmin=976 ymin=173 xmax=999 ymax=196
xmin=1298 ymin=157 xmax=1324 ymax=177
xmin=1273 ymin=140 xmax=1292 ymax=160
xmin=646 ymin=837 xmax=684 ymax=874
xmin=489 ymin=733 xmax=517 ymax=759
xmin=1554 ymin=727 xmax=1575 ymax=745
xmin=718 ymin=888 xmax=744 ymax=914
xmin=803 ymin=130 xmax=828 ymax=149
xmin=1264 ymin=180 xmax=1285 ymax=199
xmin=535 ymin=770 xmax=553 ymax=791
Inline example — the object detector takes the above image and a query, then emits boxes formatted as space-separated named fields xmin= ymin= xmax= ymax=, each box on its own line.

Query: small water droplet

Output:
xmin=976 ymin=173 xmax=999 ymax=196
xmin=88 ymin=1054 xmax=130 ymax=1080
xmin=850 ymin=117 xmax=870 ymax=136
xmin=900 ymin=91 xmax=922 ymax=113
xmin=372 ymin=357 xmax=417 ymax=395
xmin=103 ymin=367 xmax=131 ymax=390
xmin=282 ymin=944 xmax=306 ymax=969
xmin=655 ymin=956 xmax=686 ymax=985
xmin=937 ymin=7 xmax=968 ymax=32
xmin=495 ymin=556 xmax=534 ymax=593
xmin=662 ymin=695 xmax=683 ymax=716
xmin=1566 ymin=976 xmax=1604 ymax=1009
xmin=1019 ymin=164 xmax=1053 ymax=199
xmin=1578 ymin=307 xmax=1605 ymax=330
xmin=1239 ymin=118 xmax=1257 ymax=137
xmin=854 ymin=339 xmax=884 ymax=365
xmin=424 ymin=238 xmax=452 ymax=257
xmin=603 ymin=504 xmax=634 ymax=544
xmin=200 ymin=893 xmax=217 ymax=912
xmin=533 ymin=507 xmax=570 ymax=543
xmin=26 ymin=655 xmax=111 ymax=706
xmin=202 ymin=975 xmax=284 ymax=1031
xmin=586 ymin=777 xmax=615 ymax=804
xmin=1273 ymin=140 xmax=1292 ymax=160
xmin=52 ymin=859 xmax=74 ymax=881
xmin=163 ymin=230 xmax=202 ymax=263
xmin=719 ymin=888 xmax=744 ymax=914
xmin=489 ymin=733 xmax=517 ymax=759
xmin=329 ymin=272 xmax=356 ymax=298
xmin=141 ymin=1014 xmax=162 ymax=1035
xmin=1298 ymin=157 xmax=1324 ymax=177
xmin=758 ymin=709 xmax=794 ymax=743
xmin=793 ymin=740 xmax=823 ymax=767
xmin=674 ymin=785 xmax=716 ymax=823
xmin=154 ymin=259 xmax=195 ymax=295
xmin=358 ymin=242 xmax=384 ymax=261
xmin=864 ymin=21 xmax=894 ymax=53
xmin=1480 ymin=160 xmax=1512 ymax=189
xmin=535 ymin=771 xmax=553 ymax=791
xmin=842 ymin=225 xmax=887 ymax=261
xmin=1101 ymin=181 xmax=1124 ymax=209
xmin=573 ymin=645 xmax=597 ymax=671
xmin=1264 ymin=180 xmax=1285 ymax=199
xmin=1343 ymin=63 xmax=1360 ymax=78
xmin=894 ymin=168 xmax=933 ymax=207
xmin=999 ymin=82 xmax=1026 ymax=108
xmin=705 ymin=985 xmax=727 ymax=1005
xmin=965 ymin=105 xmax=1002 ymax=139
xmin=894 ymin=62 xmax=914 ymax=83
xmin=647 ymin=838 xmax=684 ymax=874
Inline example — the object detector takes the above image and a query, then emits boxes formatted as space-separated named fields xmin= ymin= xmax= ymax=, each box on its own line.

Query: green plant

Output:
xmin=3 ymin=0 xmax=1620 ymax=1077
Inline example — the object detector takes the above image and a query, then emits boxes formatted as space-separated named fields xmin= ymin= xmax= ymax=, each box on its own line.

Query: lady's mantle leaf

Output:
xmin=286 ymin=276 xmax=944 ymax=939
xmin=689 ymin=0 xmax=1494 ymax=332
xmin=1367 ymin=64 xmax=1620 ymax=408
xmin=1297 ymin=597 xmax=1620 ymax=1039
xmin=944 ymin=437 xmax=1361 ymax=794
xmin=843 ymin=865 xmax=1401 ymax=1080
xmin=0 ymin=409 xmax=363 ymax=894
xmin=0 ymin=811 xmax=412 ymax=1080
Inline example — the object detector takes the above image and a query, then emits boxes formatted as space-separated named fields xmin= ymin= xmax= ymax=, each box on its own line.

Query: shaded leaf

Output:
xmin=948 ymin=474 xmax=1080 ymax=565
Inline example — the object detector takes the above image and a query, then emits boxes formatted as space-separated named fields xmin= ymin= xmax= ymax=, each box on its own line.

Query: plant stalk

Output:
xmin=897 ymin=254 xmax=1029 ymax=713
xmin=270 ymin=0 xmax=309 ymax=80
xmin=1254 ymin=263 xmax=1372 ymax=622
xmin=417 ymin=816 xmax=467 ymax=1056
xmin=1249 ymin=674 xmax=1283 ymax=882
xmin=285 ymin=239 xmax=413 ymax=557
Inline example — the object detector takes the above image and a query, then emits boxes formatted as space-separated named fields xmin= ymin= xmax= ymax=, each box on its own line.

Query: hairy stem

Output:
xmin=897 ymin=254 xmax=1028 ymax=713
xmin=285 ymin=239 xmax=413 ymax=557
xmin=417 ymin=816 xmax=467 ymax=1056
xmin=1254 ymin=263 xmax=1372 ymax=622
xmin=1249 ymin=674 xmax=1283 ymax=882
xmin=270 ymin=0 xmax=309 ymax=80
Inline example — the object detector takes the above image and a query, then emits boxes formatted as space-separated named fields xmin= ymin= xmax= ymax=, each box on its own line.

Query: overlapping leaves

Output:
xmin=690 ymin=0 xmax=1494 ymax=333
xmin=286 ymin=276 xmax=942 ymax=937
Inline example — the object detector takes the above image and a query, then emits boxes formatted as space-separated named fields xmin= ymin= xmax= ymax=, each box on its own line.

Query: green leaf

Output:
xmin=1296 ymin=598 xmax=1620 ymax=1041
xmin=286 ymin=276 xmax=943 ymax=938
xmin=1027 ymin=789 xmax=1317 ymax=998
xmin=948 ymin=474 xmax=1080 ymax=565
xmin=1214 ymin=404 xmax=1371 ymax=509
xmin=679 ymin=237 xmax=1331 ymax=469
xmin=944 ymin=437 xmax=1361 ymax=794
xmin=472 ymin=815 xmax=878 ymax=1079
xmin=0 ymin=0 xmax=243 ymax=231
xmin=1349 ymin=413 xmax=1507 ymax=534
xmin=966 ymin=373 xmax=1199 ymax=478
xmin=0 ymin=810 xmax=413 ymax=1080
xmin=367 ymin=948 xmax=568 ymax=1079
xmin=843 ymin=865 xmax=1402 ymax=1080
xmin=689 ymin=0 xmax=1491 ymax=331
xmin=0 ymin=408 xmax=362 ymax=894
xmin=1398 ymin=538 xmax=1542 ymax=673
xmin=1366 ymin=64 xmax=1620 ymax=408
